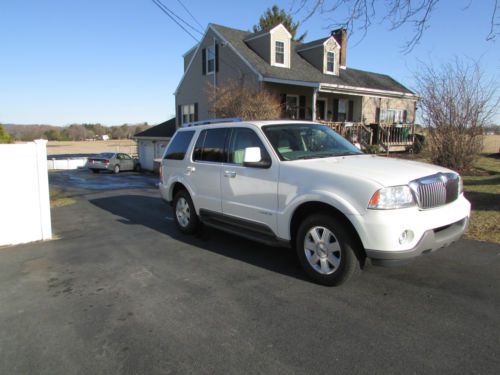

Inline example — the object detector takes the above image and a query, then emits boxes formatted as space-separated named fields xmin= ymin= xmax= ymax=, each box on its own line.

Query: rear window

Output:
xmin=193 ymin=128 xmax=229 ymax=163
xmin=164 ymin=131 xmax=195 ymax=160
xmin=97 ymin=153 xmax=114 ymax=159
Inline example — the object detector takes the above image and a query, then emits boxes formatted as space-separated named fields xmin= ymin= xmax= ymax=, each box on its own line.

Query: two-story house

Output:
xmin=175 ymin=23 xmax=419 ymax=151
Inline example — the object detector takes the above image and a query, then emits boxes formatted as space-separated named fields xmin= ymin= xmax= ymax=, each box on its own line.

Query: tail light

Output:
xmin=102 ymin=159 xmax=109 ymax=164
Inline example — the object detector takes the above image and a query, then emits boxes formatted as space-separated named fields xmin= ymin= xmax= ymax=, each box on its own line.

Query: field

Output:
xmin=46 ymin=140 xmax=137 ymax=157
xmin=483 ymin=134 xmax=500 ymax=153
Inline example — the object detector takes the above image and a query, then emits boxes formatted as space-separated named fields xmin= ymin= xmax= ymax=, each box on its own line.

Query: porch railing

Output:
xmin=378 ymin=123 xmax=414 ymax=146
xmin=320 ymin=122 xmax=373 ymax=147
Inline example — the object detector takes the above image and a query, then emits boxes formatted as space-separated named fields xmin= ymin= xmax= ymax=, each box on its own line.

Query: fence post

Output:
xmin=34 ymin=139 xmax=52 ymax=240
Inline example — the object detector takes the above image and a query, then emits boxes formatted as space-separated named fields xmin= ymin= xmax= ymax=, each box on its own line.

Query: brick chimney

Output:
xmin=332 ymin=28 xmax=347 ymax=68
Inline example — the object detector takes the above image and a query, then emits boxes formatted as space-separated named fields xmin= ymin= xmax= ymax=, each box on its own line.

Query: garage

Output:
xmin=134 ymin=118 xmax=176 ymax=171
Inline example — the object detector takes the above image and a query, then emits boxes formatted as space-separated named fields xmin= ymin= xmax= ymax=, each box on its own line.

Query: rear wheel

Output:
xmin=134 ymin=163 xmax=142 ymax=172
xmin=296 ymin=214 xmax=362 ymax=286
xmin=173 ymin=190 xmax=199 ymax=234
xmin=113 ymin=164 xmax=120 ymax=174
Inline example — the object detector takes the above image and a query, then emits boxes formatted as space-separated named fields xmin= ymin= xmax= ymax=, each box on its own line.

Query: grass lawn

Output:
xmin=462 ymin=154 xmax=500 ymax=244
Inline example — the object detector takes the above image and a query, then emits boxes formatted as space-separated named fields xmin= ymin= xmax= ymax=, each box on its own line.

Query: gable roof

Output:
xmin=134 ymin=118 xmax=176 ymax=138
xmin=210 ymin=24 xmax=415 ymax=96
xmin=295 ymin=37 xmax=331 ymax=51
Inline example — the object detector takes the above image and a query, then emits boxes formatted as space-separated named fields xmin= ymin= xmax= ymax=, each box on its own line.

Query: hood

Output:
xmin=288 ymin=155 xmax=454 ymax=187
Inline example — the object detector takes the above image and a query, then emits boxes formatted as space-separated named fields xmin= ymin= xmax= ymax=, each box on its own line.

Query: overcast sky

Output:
xmin=1 ymin=0 xmax=498 ymax=126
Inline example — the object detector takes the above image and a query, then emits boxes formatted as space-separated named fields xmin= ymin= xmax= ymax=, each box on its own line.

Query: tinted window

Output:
xmin=193 ymin=128 xmax=228 ymax=163
xmin=164 ymin=131 xmax=195 ymax=160
xmin=228 ymin=128 xmax=270 ymax=164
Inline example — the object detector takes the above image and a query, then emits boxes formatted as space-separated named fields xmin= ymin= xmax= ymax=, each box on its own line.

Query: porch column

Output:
xmin=312 ymin=88 xmax=318 ymax=121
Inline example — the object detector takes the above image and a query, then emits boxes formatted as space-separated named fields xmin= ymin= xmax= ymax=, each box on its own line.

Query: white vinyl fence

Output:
xmin=0 ymin=140 xmax=52 ymax=246
xmin=47 ymin=157 xmax=88 ymax=170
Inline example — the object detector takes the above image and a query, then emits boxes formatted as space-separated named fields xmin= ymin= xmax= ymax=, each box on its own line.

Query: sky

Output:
xmin=1 ymin=0 xmax=499 ymax=126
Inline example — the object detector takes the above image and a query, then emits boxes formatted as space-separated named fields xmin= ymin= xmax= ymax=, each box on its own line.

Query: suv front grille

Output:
xmin=410 ymin=173 xmax=460 ymax=209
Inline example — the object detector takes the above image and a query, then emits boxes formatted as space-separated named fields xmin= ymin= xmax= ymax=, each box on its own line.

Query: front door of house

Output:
xmin=316 ymin=99 xmax=326 ymax=121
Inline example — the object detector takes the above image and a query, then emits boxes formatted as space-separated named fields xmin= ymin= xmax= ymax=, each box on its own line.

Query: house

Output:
xmin=134 ymin=118 xmax=176 ymax=171
xmin=175 ymin=23 xmax=419 ymax=151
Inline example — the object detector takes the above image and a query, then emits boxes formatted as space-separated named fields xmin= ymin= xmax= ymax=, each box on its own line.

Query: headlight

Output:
xmin=368 ymin=185 xmax=416 ymax=210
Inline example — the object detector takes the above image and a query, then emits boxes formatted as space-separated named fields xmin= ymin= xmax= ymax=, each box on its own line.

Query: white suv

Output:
xmin=159 ymin=121 xmax=470 ymax=286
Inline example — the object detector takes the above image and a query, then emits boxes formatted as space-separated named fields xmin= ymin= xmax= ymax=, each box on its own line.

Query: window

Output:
xmin=193 ymin=128 xmax=229 ymax=163
xmin=326 ymin=51 xmax=335 ymax=73
xmin=228 ymin=128 xmax=270 ymax=165
xmin=206 ymin=46 xmax=215 ymax=74
xmin=285 ymin=95 xmax=299 ymax=119
xmin=275 ymin=41 xmax=285 ymax=64
xmin=182 ymin=104 xmax=195 ymax=125
xmin=164 ymin=131 xmax=195 ymax=160
xmin=380 ymin=109 xmax=407 ymax=123
xmin=338 ymin=99 xmax=347 ymax=122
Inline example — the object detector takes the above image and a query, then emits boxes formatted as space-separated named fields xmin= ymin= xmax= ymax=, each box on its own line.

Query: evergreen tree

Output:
xmin=253 ymin=5 xmax=307 ymax=42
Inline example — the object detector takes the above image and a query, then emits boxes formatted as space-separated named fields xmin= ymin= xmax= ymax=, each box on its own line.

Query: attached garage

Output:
xmin=134 ymin=118 xmax=176 ymax=171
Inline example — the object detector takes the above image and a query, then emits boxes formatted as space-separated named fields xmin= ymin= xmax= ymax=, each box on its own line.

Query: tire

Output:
xmin=134 ymin=163 xmax=142 ymax=172
xmin=173 ymin=190 xmax=199 ymax=234
xmin=91 ymin=169 xmax=99 ymax=174
xmin=295 ymin=214 xmax=362 ymax=286
xmin=113 ymin=164 xmax=120 ymax=174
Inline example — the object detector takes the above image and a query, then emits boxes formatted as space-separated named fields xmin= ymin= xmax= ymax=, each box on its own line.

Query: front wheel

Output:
xmin=296 ymin=214 xmax=363 ymax=286
xmin=173 ymin=190 xmax=199 ymax=234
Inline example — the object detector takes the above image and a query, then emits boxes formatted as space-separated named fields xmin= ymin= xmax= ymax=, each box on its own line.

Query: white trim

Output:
xmin=244 ymin=23 xmax=292 ymax=42
xmin=325 ymin=51 xmax=336 ymax=75
xmin=262 ymin=77 xmax=320 ymax=88
xmin=174 ymin=25 xmax=263 ymax=95
xmin=135 ymin=136 xmax=172 ymax=141
xmin=320 ymin=83 xmax=419 ymax=99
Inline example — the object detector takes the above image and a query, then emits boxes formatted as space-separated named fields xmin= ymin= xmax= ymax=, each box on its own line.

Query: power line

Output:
xmin=156 ymin=0 xmax=204 ymax=36
xmin=151 ymin=0 xmax=200 ymax=42
xmin=175 ymin=0 xmax=204 ymax=30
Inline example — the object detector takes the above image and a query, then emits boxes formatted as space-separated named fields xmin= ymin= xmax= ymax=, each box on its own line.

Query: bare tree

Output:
xmin=207 ymin=80 xmax=282 ymax=120
xmin=415 ymin=58 xmax=499 ymax=171
xmin=293 ymin=0 xmax=499 ymax=52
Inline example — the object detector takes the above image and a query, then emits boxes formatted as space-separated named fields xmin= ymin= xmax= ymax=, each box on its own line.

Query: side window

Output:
xmin=193 ymin=128 xmax=228 ymax=163
xmin=164 ymin=131 xmax=195 ymax=160
xmin=228 ymin=128 xmax=270 ymax=165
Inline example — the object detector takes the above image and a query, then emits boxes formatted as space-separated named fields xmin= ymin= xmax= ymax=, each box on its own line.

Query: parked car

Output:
xmin=158 ymin=121 xmax=470 ymax=286
xmin=87 ymin=152 xmax=141 ymax=174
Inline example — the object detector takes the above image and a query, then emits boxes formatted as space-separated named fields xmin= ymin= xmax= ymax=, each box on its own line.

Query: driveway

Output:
xmin=0 ymin=169 xmax=499 ymax=374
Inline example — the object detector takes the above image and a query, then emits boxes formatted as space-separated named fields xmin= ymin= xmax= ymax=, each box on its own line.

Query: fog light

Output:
xmin=398 ymin=230 xmax=414 ymax=245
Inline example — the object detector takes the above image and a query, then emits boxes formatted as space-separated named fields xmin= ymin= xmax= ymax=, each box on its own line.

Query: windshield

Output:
xmin=262 ymin=123 xmax=363 ymax=161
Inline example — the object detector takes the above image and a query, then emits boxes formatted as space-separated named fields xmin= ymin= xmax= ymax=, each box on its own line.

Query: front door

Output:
xmin=316 ymin=99 xmax=327 ymax=121
xmin=221 ymin=127 xmax=279 ymax=234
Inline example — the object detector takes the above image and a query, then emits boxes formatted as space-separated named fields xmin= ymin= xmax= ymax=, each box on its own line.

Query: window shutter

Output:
xmin=215 ymin=44 xmax=219 ymax=72
xmin=348 ymin=100 xmax=354 ymax=121
xmin=177 ymin=105 xmax=182 ymax=126
xmin=280 ymin=94 xmax=287 ymax=118
xmin=403 ymin=110 xmax=408 ymax=123
xmin=202 ymin=48 xmax=206 ymax=75
xmin=194 ymin=103 xmax=198 ymax=122
xmin=333 ymin=98 xmax=339 ymax=122
xmin=299 ymin=95 xmax=306 ymax=119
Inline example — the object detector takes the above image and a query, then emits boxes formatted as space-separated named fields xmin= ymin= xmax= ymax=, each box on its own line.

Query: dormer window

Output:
xmin=206 ymin=46 xmax=215 ymax=74
xmin=275 ymin=41 xmax=285 ymax=65
xmin=326 ymin=51 xmax=335 ymax=73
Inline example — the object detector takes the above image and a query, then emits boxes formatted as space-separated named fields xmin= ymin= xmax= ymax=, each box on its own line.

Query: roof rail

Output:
xmin=181 ymin=117 xmax=241 ymax=127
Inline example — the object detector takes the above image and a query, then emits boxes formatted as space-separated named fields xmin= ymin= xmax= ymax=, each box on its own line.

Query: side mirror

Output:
xmin=243 ymin=147 xmax=271 ymax=169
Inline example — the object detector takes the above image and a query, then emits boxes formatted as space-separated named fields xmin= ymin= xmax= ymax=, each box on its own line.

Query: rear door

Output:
xmin=119 ymin=154 xmax=134 ymax=170
xmin=220 ymin=127 xmax=279 ymax=234
xmin=188 ymin=128 xmax=229 ymax=213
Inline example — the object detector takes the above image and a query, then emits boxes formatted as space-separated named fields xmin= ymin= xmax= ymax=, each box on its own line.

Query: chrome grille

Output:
xmin=410 ymin=173 xmax=460 ymax=209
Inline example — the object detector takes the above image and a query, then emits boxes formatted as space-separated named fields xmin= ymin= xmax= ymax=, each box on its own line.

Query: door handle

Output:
xmin=185 ymin=166 xmax=196 ymax=174
xmin=224 ymin=170 xmax=236 ymax=178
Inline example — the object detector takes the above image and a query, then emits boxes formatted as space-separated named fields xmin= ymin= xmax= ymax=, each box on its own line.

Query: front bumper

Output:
xmin=366 ymin=217 xmax=468 ymax=266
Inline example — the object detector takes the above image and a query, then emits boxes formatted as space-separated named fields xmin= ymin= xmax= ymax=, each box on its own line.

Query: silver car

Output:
xmin=87 ymin=152 xmax=141 ymax=174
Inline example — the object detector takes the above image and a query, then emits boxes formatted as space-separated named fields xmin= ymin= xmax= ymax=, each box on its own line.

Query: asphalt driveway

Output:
xmin=0 ymin=169 xmax=499 ymax=374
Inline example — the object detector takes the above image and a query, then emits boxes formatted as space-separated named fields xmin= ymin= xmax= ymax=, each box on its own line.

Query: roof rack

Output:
xmin=182 ymin=117 xmax=241 ymax=128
